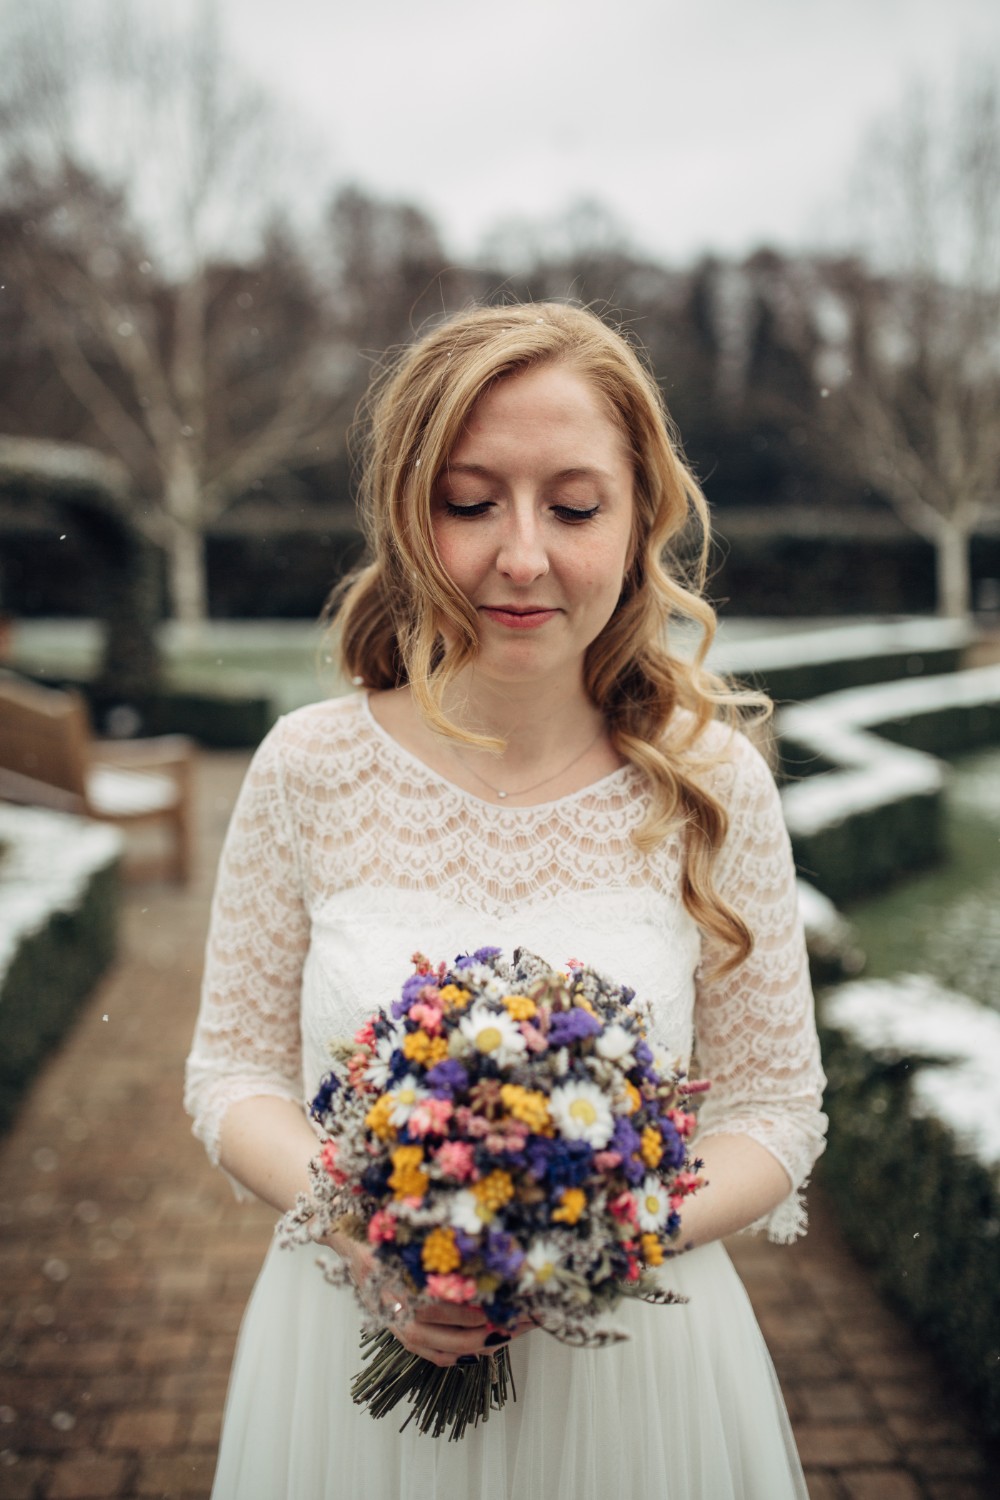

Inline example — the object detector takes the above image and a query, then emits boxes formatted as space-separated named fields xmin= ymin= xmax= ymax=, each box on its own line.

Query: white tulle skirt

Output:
xmin=210 ymin=1236 xmax=807 ymax=1500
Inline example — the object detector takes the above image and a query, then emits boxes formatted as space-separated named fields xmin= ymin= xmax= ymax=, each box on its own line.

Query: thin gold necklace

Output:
xmin=453 ymin=727 xmax=606 ymax=800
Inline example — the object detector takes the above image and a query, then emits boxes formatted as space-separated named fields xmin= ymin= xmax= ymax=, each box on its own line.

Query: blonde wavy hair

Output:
xmin=326 ymin=302 xmax=768 ymax=971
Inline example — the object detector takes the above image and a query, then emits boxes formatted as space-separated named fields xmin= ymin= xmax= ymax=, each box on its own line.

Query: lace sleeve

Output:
xmin=184 ymin=720 xmax=310 ymax=1185
xmin=692 ymin=730 xmax=827 ymax=1242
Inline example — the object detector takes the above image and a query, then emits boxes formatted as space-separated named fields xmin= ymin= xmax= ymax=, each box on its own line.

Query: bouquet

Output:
xmin=280 ymin=946 xmax=708 ymax=1441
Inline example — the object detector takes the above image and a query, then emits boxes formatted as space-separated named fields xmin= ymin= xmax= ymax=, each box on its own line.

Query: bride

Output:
xmin=186 ymin=301 xmax=826 ymax=1499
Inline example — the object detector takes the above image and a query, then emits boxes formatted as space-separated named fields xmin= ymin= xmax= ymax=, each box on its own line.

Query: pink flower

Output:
xmin=592 ymin=1150 xmax=622 ymax=1172
xmin=609 ymin=1191 xmax=638 ymax=1226
xmin=519 ymin=1023 xmax=548 ymax=1054
xmin=320 ymin=1140 xmax=347 ymax=1185
xmin=353 ymin=1020 xmax=377 ymax=1048
xmin=367 ymin=1209 xmax=397 ymax=1245
xmin=408 ymin=1098 xmax=454 ymax=1138
xmin=433 ymin=1140 xmax=477 ymax=1182
xmin=426 ymin=1272 xmax=478 ymax=1303
xmin=666 ymin=1108 xmax=697 ymax=1138
xmin=671 ymin=1170 xmax=702 ymax=1196
xmin=409 ymin=1001 xmax=444 ymax=1034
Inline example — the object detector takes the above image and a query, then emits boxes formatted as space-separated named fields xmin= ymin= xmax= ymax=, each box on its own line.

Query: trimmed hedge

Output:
xmin=0 ymin=845 xmax=119 ymax=1133
xmin=819 ymin=1007 xmax=1000 ymax=1438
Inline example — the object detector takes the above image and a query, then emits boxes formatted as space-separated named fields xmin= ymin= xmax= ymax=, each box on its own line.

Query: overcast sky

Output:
xmin=210 ymin=0 xmax=1000 ymax=265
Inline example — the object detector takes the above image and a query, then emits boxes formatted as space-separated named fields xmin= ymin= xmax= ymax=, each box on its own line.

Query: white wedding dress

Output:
xmin=186 ymin=693 xmax=826 ymax=1500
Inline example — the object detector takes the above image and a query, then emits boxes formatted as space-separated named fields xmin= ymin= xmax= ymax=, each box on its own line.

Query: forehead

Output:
xmin=448 ymin=363 xmax=628 ymax=471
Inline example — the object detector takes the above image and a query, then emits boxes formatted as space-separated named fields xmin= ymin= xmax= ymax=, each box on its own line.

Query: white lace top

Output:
xmin=185 ymin=694 xmax=827 ymax=1242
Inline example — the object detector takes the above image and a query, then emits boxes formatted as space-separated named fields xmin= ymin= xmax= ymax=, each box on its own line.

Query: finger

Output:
xmin=411 ymin=1304 xmax=489 ymax=1328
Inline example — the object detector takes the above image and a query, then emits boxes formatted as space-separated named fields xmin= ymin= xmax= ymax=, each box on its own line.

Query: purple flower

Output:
xmin=548 ymin=1009 xmax=601 ymax=1046
xmin=657 ymin=1118 xmax=685 ymax=1169
xmin=484 ymin=1231 xmax=525 ymax=1279
xmin=454 ymin=1229 xmax=480 ymax=1258
xmin=392 ymin=972 xmax=429 ymax=1018
xmin=634 ymin=1040 xmax=654 ymax=1070
xmin=611 ymin=1116 xmax=645 ymax=1184
xmin=424 ymin=1059 xmax=469 ymax=1098
xmin=454 ymin=946 xmax=502 ymax=969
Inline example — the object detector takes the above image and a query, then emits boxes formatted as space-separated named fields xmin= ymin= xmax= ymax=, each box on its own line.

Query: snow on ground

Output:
xmin=823 ymin=975 xmax=1000 ymax=1171
xmin=0 ymin=807 xmax=122 ymax=981
xmin=779 ymin=663 xmax=1000 ymax=837
xmin=709 ymin=616 xmax=972 ymax=675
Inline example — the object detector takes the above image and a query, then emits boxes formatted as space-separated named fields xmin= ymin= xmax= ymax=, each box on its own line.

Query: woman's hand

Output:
xmin=332 ymin=1232 xmax=533 ymax=1367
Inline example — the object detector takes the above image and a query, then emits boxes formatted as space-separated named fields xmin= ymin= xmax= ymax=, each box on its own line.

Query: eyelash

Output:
xmin=443 ymin=502 xmax=600 ymax=523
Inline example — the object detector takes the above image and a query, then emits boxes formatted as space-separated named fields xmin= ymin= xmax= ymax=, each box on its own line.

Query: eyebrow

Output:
xmin=442 ymin=462 xmax=615 ymax=484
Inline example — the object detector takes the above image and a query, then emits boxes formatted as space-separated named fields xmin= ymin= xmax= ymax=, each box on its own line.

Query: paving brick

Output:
xmin=795 ymin=1423 xmax=898 ymax=1467
xmin=47 ymin=1449 xmax=132 ymax=1498
xmin=134 ymin=1449 xmax=217 ymax=1496
xmin=799 ymin=1381 xmax=870 ymax=1422
xmin=0 ymin=1454 xmax=50 ymax=1499
xmin=104 ymin=1405 xmax=182 ymax=1451
xmin=842 ymin=1471 xmax=923 ymax=1500
xmin=802 ymin=1474 xmax=843 ymax=1500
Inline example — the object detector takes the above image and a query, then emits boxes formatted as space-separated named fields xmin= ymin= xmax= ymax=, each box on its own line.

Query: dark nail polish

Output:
xmin=456 ymin=1354 xmax=479 ymax=1366
xmin=484 ymin=1331 xmax=510 ymax=1347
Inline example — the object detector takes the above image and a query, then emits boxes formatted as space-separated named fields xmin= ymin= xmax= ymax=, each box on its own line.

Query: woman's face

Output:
xmin=431 ymin=362 xmax=635 ymax=692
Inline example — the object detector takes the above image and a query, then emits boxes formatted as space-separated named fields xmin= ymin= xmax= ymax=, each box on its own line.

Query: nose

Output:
xmin=495 ymin=508 xmax=549 ymax=584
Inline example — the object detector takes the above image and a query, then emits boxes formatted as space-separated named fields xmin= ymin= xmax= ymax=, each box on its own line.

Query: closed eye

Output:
xmin=553 ymin=505 xmax=599 ymax=523
xmin=443 ymin=500 xmax=493 ymax=518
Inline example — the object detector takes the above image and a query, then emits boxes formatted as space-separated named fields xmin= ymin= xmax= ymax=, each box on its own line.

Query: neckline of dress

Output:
xmin=358 ymin=692 xmax=637 ymax=813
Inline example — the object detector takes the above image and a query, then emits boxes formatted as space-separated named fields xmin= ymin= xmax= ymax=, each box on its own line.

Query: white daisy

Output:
xmin=636 ymin=1174 xmax=671 ymax=1232
xmin=457 ymin=1003 xmax=526 ymax=1066
xmin=448 ymin=1190 xmax=491 ymax=1235
xmin=386 ymin=1074 xmax=430 ymax=1128
xmin=518 ymin=1237 xmax=563 ymax=1291
xmin=595 ymin=1023 xmax=637 ymax=1062
xmin=363 ymin=1034 xmax=396 ymax=1090
xmin=549 ymin=1079 xmax=615 ymax=1149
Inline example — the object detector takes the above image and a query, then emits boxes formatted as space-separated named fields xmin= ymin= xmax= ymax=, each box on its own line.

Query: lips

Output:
xmin=480 ymin=606 xmax=559 ymax=630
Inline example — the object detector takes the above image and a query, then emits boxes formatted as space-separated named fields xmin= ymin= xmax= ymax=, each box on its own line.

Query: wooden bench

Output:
xmin=0 ymin=674 xmax=194 ymax=883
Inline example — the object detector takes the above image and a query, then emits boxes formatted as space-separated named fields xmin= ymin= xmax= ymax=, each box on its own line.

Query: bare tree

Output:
xmin=825 ymin=67 xmax=1000 ymax=618
xmin=0 ymin=1 xmax=353 ymax=631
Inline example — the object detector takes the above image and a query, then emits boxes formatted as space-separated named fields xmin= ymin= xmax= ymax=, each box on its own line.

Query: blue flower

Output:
xmin=525 ymin=1137 xmax=593 ymax=1189
xmin=634 ymin=1040 xmax=653 ymax=1070
xmin=388 ymin=1048 xmax=410 ymax=1082
xmin=309 ymin=1073 xmax=339 ymax=1120
xmin=398 ymin=1242 xmax=428 ymax=1290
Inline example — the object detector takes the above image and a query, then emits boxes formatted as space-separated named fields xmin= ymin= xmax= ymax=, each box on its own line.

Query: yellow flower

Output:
xmin=422 ymin=1227 xmax=461 ymax=1273
xmin=552 ymin=1187 xmax=586 ymax=1225
xmin=389 ymin=1144 xmax=429 ymax=1200
xmin=439 ymin=984 xmax=471 ymax=1010
xmin=365 ymin=1095 xmax=397 ymax=1141
xmin=402 ymin=1031 xmax=450 ymax=1067
xmin=500 ymin=1083 xmax=552 ymax=1133
xmin=573 ymin=994 xmax=598 ymax=1018
xmin=502 ymin=993 xmax=537 ymax=1021
xmin=640 ymin=1125 xmax=663 ymax=1168
xmin=640 ymin=1232 xmax=664 ymax=1267
xmin=472 ymin=1169 xmax=515 ymax=1212
xmin=622 ymin=1081 xmax=641 ymax=1115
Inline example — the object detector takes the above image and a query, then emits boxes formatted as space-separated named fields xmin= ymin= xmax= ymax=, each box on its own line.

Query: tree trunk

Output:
xmin=934 ymin=523 xmax=971 ymax=619
xmin=165 ymin=519 xmax=209 ymax=630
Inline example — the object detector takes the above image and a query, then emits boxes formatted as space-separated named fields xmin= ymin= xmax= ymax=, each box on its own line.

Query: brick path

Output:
xmin=1 ymin=751 xmax=996 ymax=1499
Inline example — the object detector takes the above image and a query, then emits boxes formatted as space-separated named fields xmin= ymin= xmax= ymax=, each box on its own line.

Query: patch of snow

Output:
xmin=798 ymin=880 xmax=852 ymax=946
xmin=779 ymin=664 xmax=1000 ymax=837
xmin=0 ymin=807 xmax=122 ymax=981
xmin=823 ymin=974 xmax=1000 ymax=1170
xmin=710 ymin=616 xmax=972 ymax=675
